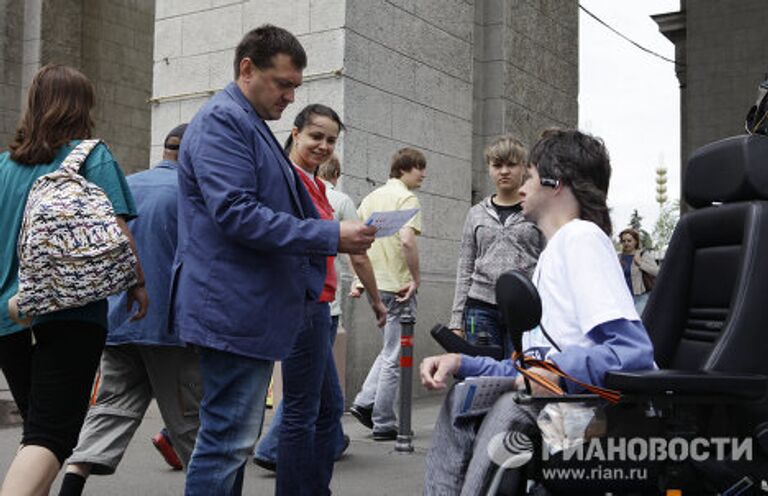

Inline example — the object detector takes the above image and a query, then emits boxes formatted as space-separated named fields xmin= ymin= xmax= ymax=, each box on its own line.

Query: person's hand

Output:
xmin=127 ymin=285 xmax=149 ymax=321
xmin=349 ymin=282 xmax=363 ymax=298
xmin=370 ymin=299 xmax=387 ymax=327
xmin=514 ymin=366 xmax=561 ymax=396
xmin=451 ymin=328 xmax=465 ymax=339
xmin=395 ymin=281 xmax=418 ymax=303
xmin=633 ymin=252 xmax=642 ymax=264
xmin=420 ymin=353 xmax=461 ymax=390
xmin=7 ymin=294 xmax=32 ymax=328
xmin=338 ymin=221 xmax=376 ymax=254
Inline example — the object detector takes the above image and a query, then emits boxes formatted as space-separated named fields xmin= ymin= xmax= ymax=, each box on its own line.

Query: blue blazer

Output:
xmin=173 ymin=82 xmax=339 ymax=360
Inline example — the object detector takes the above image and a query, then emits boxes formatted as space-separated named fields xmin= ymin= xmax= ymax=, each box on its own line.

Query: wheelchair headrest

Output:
xmin=685 ymin=134 xmax=768 ymax=208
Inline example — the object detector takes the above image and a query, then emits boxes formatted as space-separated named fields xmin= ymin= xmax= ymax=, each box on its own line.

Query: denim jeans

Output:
xmin=276 ymin=302 xmax=343 ymax=496
xmin=255 ymin=315 xmax=346 ymax=463
xmin=353 ymin=292 xmax=416 ymax=432
xmin=463 ymin=301 xmax=511 ymax=354
xmin=633 ymin=292 xmax=650 ymax=317
xmin=184 ymin=346 xmax=273 ymax=496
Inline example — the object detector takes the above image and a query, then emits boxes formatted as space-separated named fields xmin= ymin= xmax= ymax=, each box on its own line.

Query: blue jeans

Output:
xmin=633 ymin=292 xmax=650 ymax=317
xmin=463 ymin=301 xmax=511 ymax=353
xmin=353 ymin=292 xmax=416 ymax=432
xmin=184 ymin=346 xmax=273 ymax=496
xmin=276 ymin=302 xmax=343 ymax=496
xmin=255 ymin=315 xmax=346 ymax=463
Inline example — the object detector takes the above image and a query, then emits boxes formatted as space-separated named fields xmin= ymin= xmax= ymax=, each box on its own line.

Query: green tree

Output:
xmin=653 ymin=200 xmax=680 ymax=251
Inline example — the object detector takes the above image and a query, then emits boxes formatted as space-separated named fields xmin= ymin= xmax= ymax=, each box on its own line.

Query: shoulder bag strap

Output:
xmin=512 ymin=352 xmax=622 ymax=404
xmin=60 ymin=139 xmax=102 ymax=176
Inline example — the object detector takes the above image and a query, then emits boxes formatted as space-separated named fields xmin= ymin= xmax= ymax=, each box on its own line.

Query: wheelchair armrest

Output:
xmin=605 ymin=369 xmax=768 ymax=400
xmin=429 ymin=324 xmax=504 ymax=360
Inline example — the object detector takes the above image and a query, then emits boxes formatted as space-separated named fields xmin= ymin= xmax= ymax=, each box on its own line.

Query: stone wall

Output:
xmin=81 ymin=0 xmax=155 ymax=173
xmin=472 ymin=0 xmax=578 ymax=201
xmin=0 ymin=0 xmax=23 ymax=150
xmin=0 ymin=0 xmax=154 ymax=174
xmin=340 ymin=0 xmax=476 ymax=402
xmin=685 ymin=1 xmax=768 ymax=160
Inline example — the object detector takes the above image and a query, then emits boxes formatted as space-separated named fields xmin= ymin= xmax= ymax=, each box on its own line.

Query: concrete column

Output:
xmin=472 ymin=0 xmax=579 ymax=202
xmin=0 ymin=0 xmax=24 ymax=148
xmin=341 ymin=0 xmax=474 ymax=403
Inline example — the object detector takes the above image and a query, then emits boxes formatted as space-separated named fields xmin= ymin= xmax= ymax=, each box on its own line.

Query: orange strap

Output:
xmin=90 ymin=369 xmax=101 ymax=406
xmin=512 ymin=352 xmax=621 ymax=404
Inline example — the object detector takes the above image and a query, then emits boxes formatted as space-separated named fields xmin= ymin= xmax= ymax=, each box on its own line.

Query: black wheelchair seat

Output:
xmin=605 ymin=369 xmax=767 ymax=400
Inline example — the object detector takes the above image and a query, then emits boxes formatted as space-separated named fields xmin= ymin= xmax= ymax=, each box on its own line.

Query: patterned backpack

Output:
xmin=14 ymin=140 xmax=138 ymax=317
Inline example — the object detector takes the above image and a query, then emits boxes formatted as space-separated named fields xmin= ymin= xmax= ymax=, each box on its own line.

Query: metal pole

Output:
xmin=395 ymin=314 xmax=415 ymax=453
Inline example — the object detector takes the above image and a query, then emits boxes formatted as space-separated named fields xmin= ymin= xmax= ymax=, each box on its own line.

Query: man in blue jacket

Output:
xmin=175 ymin=25 xmax=376 ymax=495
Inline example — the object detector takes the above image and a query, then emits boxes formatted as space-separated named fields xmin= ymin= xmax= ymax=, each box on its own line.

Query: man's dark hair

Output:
xmin=163 ymin=123 xmax=188 ymax=150
xmin=233 ymin=24 xmax=307 ymax=78
xmin=529 ymin=128 xmax=613 ymax=236
xmin=390 ymin=148 xmax=427 ymax=179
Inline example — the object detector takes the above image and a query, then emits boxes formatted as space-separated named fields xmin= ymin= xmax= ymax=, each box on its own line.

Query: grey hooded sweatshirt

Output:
xmin=449 ymin=196 xmax=544 ymax=329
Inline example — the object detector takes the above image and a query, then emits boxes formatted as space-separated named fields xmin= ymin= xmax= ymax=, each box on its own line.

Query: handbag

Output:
xmin=13 ymin=140 xmax=138 ymax=319
xmin=639 ymin=251 xmax=656 ymax=291
xmin=641 ymin=270 xmax=656 ymax=292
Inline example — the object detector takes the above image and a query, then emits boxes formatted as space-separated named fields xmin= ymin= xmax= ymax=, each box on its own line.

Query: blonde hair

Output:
xmin=484 ymin=135 xmax=527 ymax=166
xmin=317 ymin=155 xmax=341 ymax=181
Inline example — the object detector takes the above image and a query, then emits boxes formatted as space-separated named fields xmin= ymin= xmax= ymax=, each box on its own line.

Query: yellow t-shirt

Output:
xmin=358 ymin=178 xmax=422 ymax=293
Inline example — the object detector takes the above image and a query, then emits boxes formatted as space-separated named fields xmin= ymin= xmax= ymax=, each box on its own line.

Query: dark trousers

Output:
xmin=276 ymin=302 xmax=343 ymax=496
xmin=0 ymin=321 xmax=106 ymax=465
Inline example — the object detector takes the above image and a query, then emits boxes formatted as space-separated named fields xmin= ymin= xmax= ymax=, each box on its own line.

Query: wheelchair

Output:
xmin=433 ymin=134 xmax=768 ymax=495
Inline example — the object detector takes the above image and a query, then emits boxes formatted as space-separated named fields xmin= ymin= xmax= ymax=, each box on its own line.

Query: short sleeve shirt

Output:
xmin=0 ymin=141 xmax=137 ymax=336
xmin=322 ymin=180 xmax=360 ymax=316
xmin=357 ymin=178 xmax=421 ymax=292
xmin=523 ymin=220 xmax=639 ymax=358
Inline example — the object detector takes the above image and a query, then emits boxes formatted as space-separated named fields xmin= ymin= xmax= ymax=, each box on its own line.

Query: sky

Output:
xmin=579 ymin=0 xmax=680 ymax=236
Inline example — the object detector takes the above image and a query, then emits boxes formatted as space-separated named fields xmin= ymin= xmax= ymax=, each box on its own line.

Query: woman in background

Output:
xmin=618 ymin=228 xmax=659 ymax=315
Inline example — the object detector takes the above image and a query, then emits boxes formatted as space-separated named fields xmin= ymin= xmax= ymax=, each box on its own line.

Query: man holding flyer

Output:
xmin=348 ymin=147 xmax=426 ymax=441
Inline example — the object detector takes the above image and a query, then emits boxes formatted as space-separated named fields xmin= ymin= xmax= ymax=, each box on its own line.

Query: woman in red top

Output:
xmin=257 ymin=104 xmax=386 ymax=495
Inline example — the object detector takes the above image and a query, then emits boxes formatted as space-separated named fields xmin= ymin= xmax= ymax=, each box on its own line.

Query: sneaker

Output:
xmin=151 ymin=431 xmax=183 ymax=470
xmin=372 ymin=429 xmax=398 ymax=441
xmin=253 ymin=455 xmax=276 ymax=472
xmin=349 ymin=405 xmax=373 ymax=429
xmin=334 ymin=434 xmax=351 ymax=461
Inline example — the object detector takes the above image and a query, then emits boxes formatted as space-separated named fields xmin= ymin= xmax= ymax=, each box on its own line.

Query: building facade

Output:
xmin=654 ymin=0 xmax=768 ymax=199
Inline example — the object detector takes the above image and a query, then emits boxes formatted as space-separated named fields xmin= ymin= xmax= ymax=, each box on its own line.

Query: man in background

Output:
xmin=349 ymin=148 xmax=426 ymax=441
xmin=59 ymin=124 xmax=201 ymax=496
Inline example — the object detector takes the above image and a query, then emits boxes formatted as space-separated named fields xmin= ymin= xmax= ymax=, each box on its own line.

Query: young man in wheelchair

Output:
xmin=420 ymin=129 xmax=656 ymax=495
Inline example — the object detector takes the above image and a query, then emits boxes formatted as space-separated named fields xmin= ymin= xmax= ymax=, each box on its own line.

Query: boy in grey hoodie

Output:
xmin=449 ymin=136 xmax=544 ymax=347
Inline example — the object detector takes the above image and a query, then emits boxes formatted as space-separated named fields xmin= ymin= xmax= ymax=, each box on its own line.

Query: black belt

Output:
xmin=466 ymin=297 xmax=498 ymax=311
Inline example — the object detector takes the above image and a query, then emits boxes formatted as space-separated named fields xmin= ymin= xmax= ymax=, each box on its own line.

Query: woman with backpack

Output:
xmin=618 ymin=228 xmax=659 ymax=315
xmin=0 ymin=65 xmax=148 ymax=495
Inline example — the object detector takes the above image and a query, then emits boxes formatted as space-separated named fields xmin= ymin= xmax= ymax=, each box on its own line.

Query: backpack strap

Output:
xmin=60 ymin=139 xmax=102 ymax=176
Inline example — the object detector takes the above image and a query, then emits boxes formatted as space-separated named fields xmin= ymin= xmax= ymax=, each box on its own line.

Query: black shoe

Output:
xmin=334 ymin=434 xmax=351 ymax=461
xmin=349 ymin=405 xmax=373 ymax=429
xmin=372 ymin=429 xmax=398 ymax=441
xmin=253 ymin=455 xmax=276 ymax=472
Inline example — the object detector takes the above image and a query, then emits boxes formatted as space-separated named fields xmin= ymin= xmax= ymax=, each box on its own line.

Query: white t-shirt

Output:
xmin=320 ymin=179 xmax=359 ymax=317
xmin=523 ymin=219 xmax=639 ymax=359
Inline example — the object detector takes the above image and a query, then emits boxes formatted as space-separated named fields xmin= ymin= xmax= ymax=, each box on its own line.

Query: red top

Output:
xmin=294 ymin=165 xmax=337 ymax=303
